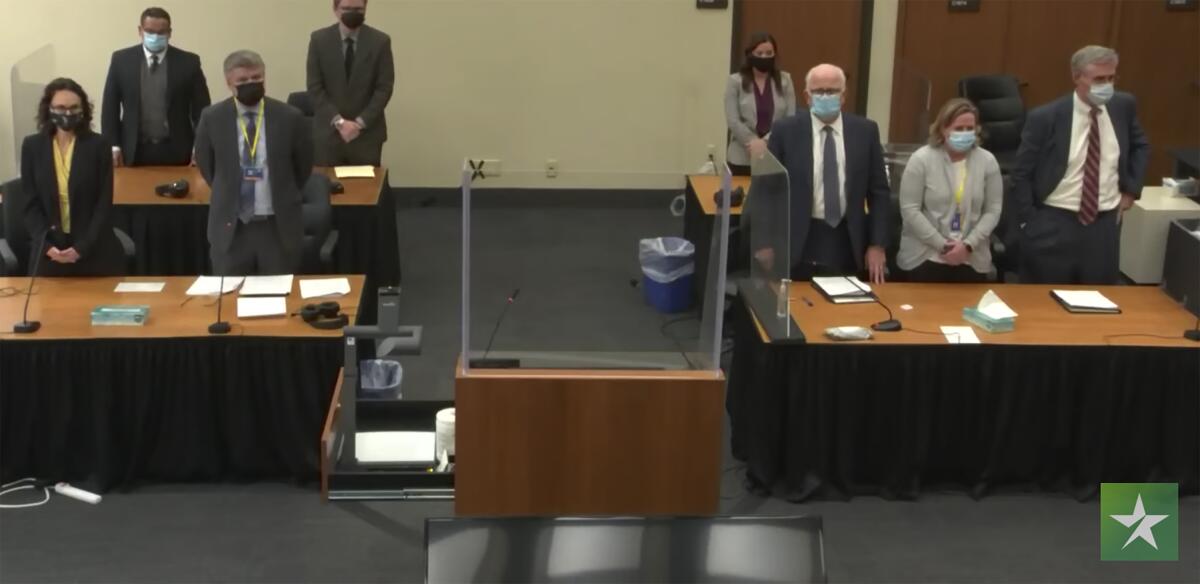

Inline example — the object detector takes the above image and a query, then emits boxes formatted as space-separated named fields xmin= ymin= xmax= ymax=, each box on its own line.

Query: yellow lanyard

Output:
xmin=953 ymin=163 xmax=967 ymax=209
xmin=238 ymin=101 xmax=264 ymax=162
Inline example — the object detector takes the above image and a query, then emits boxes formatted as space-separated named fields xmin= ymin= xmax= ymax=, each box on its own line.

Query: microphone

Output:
xmin=1186 ymin=318 xmax=1200 ymax=342
xmin=207 ymin=275 xmax=231 ymax=334
xmin=844 ymin=275 xmax=902 ymax=332
xmin=13 ymin=227 xmax=52 ymax=334
xmin=468 ymin=288 xmax=521 ymax=369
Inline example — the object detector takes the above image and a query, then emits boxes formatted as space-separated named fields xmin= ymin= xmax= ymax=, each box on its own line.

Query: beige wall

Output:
xmin=866 ymin=0 xmax=898 ymax=144
xmin=0 ymin=0 xmax=732 ymax=188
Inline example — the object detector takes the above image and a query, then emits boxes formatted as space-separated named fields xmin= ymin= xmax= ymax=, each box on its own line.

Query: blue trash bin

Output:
xmin=639 ymin=237 xmax=695 ymax=313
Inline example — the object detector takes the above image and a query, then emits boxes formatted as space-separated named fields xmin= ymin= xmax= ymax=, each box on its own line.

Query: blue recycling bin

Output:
xmin=640 ymin=237 xmax=695 ymax=314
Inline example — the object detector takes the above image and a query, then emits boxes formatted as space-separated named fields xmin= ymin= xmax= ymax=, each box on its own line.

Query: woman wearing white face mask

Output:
xmin=896 ymin=98 xmax=1003 ymax=282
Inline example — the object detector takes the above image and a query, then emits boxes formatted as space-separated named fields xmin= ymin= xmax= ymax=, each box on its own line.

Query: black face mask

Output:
xmin=748 ymin=55 xmax=775 ymax=73
xmin=235 ymin=82 xmax=265 ymax=106
xmin=49 ymin=112 xmax=83 ymax=132
xmin=340 ymin=10 xmax=365 ymax=29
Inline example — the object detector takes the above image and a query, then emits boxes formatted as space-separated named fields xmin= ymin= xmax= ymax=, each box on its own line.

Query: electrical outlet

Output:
xmin=545 ymin=159 xmax=559 ymax=178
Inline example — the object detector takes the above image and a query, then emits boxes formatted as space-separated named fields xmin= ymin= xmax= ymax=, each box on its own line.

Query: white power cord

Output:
xmin=0 ymin=478 xmax=50 ymax=509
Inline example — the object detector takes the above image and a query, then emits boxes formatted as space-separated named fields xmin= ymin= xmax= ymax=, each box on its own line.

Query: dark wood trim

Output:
xmin=856 ymin=0 xmax=875 ymax=114
xmin=888 ymin=0 xmax=910 ymax=141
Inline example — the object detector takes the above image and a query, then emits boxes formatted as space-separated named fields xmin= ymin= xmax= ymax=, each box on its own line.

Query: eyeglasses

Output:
xmin=808 ymin=88 xmax=843 ymax=97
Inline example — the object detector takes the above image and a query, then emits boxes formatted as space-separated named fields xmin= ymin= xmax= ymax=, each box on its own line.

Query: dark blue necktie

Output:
xmin=823 ymin=126 xmax=841 ymax=227
xmin=239 ymin=111 xmax=257 ymax=223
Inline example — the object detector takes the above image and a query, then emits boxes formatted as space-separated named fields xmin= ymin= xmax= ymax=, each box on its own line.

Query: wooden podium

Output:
xmin=454 ymin=363 xmax=724 ymax=516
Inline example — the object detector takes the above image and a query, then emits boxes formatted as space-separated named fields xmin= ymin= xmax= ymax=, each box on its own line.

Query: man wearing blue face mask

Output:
xmin=1010 ymin=45 xmax=1150 ymax=285
xmin=101 ymin=7 xmax=210 ymax=167
xmin=766 ymin=64 xmax=891 ymax=284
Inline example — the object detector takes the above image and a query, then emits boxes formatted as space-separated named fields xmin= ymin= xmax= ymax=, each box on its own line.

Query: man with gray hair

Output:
xmin=194 ymin=50 xmax=314 ymax=275
xmin=1010 ymin=45 xmax=1149 ymax=284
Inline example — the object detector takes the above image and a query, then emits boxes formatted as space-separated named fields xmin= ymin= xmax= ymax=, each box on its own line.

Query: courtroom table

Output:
xmin=727 ymin=282 xmax=1200 ymax=502
xmin=112 ymin=166 xmax=399 ymax=287
xmin=0 ymin=275 xmax=364 ymax=490
xmin=684 ymin=174 xmax=749 ymax=307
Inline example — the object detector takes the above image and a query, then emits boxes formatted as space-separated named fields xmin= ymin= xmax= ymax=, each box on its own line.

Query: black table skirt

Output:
xmin=728 ymin=300 xmax=1200 ymax=502
xmin=0 ymin=336 xmax=342 ymax=490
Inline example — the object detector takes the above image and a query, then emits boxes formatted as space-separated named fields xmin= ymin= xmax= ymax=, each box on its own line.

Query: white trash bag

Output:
xmin=639 ymin=237 xmax=695 ymax=284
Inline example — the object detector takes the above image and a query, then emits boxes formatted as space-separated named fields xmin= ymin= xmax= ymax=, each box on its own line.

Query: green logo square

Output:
xmin=1101 ymin=483 xmax=1178 ymax=561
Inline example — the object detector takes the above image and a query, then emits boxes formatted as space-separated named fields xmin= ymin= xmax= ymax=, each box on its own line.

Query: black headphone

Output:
xmin=155 ymin=179 xmax=190 ymax=198
xmin=295 ymin=301 xmax=349 ymax=330
xmin=713 ymin=185 xmax=746 ymax=208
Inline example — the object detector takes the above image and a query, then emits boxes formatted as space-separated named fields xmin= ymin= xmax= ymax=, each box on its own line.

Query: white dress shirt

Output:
xmin=811 ymin=112 xmax=847 ymax=220
xmin=143 ymin=45 xmax=167 ymax=66
xmin=1044 ymin=92 xmax=1121 ymax=212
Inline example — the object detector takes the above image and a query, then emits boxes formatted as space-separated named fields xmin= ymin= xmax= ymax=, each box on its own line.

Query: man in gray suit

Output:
xmin=306 ymin=0 xmax=395 ymax=166
xmin=1011 ymin=45 xmax=1150 ymax=285
xmin=195 ymin=50 xmax=314 ymax=275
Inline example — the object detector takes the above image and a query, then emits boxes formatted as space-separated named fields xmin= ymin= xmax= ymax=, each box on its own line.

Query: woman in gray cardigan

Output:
xmin=897 ymin=98 xmax=1003 ymax=282
xmin=724 ymin=32 xmax=796 ymax=176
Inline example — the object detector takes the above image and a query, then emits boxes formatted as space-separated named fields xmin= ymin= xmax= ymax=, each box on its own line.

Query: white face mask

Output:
xmin=1088 ymin=82 xmax=1114 ymax=106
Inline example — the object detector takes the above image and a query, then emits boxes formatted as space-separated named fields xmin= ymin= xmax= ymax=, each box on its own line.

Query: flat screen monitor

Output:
xmin=425 ymin=515 xmax=826 ymax=584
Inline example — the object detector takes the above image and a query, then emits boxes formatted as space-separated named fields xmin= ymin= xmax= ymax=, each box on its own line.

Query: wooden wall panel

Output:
xmin=1004 ymin=0 xmax=1116 ymax=108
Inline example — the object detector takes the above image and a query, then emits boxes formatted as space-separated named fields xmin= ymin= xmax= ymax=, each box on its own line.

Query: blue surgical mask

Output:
xmin=1087 ymin=82 xmax=1114 ymax=106
xmin=143 ymin=33 xmax=168 ymax=54
xmin=946 ymin=131 xmax=976 ymax=153
xmin=810 ymin=94 xmax=841 ymax=121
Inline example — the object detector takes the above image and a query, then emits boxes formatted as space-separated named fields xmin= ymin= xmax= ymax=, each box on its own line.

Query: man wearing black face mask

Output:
xmin=194 ymin=50 xmax=313 ymax=275
xmin=306 ymin=0 xmax=395 ymax=166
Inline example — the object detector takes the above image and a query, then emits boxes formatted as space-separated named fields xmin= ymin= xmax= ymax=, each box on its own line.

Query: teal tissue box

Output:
xmin=91 ymin=305 xmax=150 ymax=326
xmin=962 ymin=307 xmax=1014 ymax=333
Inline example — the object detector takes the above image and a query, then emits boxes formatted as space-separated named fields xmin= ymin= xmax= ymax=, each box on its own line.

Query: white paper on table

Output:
xmin=114 ymin=282 xmax=166 ymax=293
xmin=976 ymin=289 xmax=1018 ymax=320
xmin=1051 ymin=290 xmax=1119 ymax=310
xmin=941 ymin=326 xmax=981 ymax=344
xmin=299 ymin=277 xmax=351 ymax=299
xmin=236 ymin=296 xmax=287 ymax=318
xmin=334 ymin=165 xmax=375 ymax=179
xmin=240 ymin=275 xmax=294 ymax=296
xmin=186 ymin=276 xmax=244 ymax=296
xmin=355 ymin=431 xmax=436 ymax=464
xmin=812 ymin=276 xmax=872 ymax=297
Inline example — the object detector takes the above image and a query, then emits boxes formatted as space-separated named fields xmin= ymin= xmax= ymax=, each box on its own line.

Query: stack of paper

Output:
xmin=811 ymin=276 xmax=876 ymax=304
xmin=114 ymin=281 xmax=166 ymax=293
xmin=1051 ymin=290 xmax=1121 ymax=314
xmin=186 ymin=276 xmax=243 ymax=296
xmin=299 ymin=278 xmax=351 ymax=299
xmin=334 ymin=166 xmax=375 ymax=179
xmin=236 ymin=296 xmax=288 ymax=319
xmin=240 ymin=275 xmax=294 ymax=296
xmin=355 ymin=431 xmax=436 ymax=466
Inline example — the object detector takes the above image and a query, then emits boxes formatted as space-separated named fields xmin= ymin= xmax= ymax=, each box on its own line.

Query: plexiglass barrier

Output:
xmin=739 ymin=149 xmax=803 ymax=342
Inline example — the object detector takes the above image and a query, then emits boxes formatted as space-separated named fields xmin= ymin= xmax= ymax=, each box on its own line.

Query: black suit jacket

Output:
xmin=194 ymin=97 xmax=313 ymax=255
xmin=1009 ymin=91 xmax=1150 ymax=227
xmin=101 ymin=45 xmax=210 ymax=163
xmin=306 ymin=24 xmax=395 ymax=145
xmin=20 ymin=131 xmax=114 ymax=258
xmin=767 ymin=110 xmax=891 ymax=270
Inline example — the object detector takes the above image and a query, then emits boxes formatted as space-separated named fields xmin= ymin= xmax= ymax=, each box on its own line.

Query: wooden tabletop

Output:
xmin=753 ymin=282 xmax=1200 ymax=348
xmin=113 ymin=166 xmax=386 ymax=206
xmin=688 ymin=174 xmax=751 ymax=216
xmin=0 ymin=275 xmax=364 ymax=340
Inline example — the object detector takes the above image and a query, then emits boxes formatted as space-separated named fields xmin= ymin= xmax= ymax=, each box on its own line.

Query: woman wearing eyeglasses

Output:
xmin=724 ymin=32 xmax=796 ymax=176
xmin=896 ymin=98 xmax=1003 ymax=282
xmin=20 ymin=78 xmax=124 ymax=276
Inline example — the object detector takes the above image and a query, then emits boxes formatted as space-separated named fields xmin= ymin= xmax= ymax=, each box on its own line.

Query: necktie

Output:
xmin=344 ymin=38 xmax=355 ymax=78
xmin=1078 ymin=107 xmax=1101 ymax=225
xmin=822 ymin=126 xmax=841 ymax=227
xmin=239 ymin=111 xmax=258 ymax=223
xmin=150 ymin=55 xmax=159 ymax=75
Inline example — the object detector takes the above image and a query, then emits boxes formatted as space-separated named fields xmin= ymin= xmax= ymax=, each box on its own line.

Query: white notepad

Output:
xmin=236 ymin=296 xmax=287 ymax=319
xmin=240 ymin=275 xmax=294 ymax=296
xmin=334 ymin=165 xmax=376 ymax=179
xmin=114 ymin=282 xmax=166 ymax=293
xmin=1051 ymin=290 xmax=1120 ymax=312
xmin=355 ymin=431 xmax=436 ymax=465
xmin=299 ymin=278 xmax=351 ymax=299
xmin=812 ymin=276 xmax=872 ymax=297
xmin=186 ymin=276 xmax=243 ymax=296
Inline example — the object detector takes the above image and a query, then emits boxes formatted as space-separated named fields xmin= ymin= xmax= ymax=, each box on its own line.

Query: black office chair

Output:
xmin=287 ymin=91 xmax=315 ymax=119
xmin=0 ymin=178 xmax=136 ymax=276
xmin=990 ymin=174 xmax=1019 ymax=282
xmin=300 ymin=173 xmax=340 ymax=274
xmin=958 ymin=75 xmax=1025 ymax=174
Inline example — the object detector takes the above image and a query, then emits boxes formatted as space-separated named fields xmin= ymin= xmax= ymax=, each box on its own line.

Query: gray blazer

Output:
xmin=897 ymin=144 xmax=1003 ymax=274
xmin=306 ymin=24 xmax=395 ymax=150
xmin=195 ymin=97 xmax=313 ymax=255
xmin=724 ymin=72 xmax=796 ymax=166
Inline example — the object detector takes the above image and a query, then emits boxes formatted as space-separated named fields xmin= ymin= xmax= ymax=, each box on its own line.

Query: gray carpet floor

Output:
xmin=2 ymin=195 xmax=1197 ymax=583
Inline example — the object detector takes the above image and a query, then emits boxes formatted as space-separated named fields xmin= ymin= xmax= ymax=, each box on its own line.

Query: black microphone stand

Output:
xmin=208 ymin=275 xmax=231 ymax=334
xmin=14 ymin=228 xmax=52 ymax=334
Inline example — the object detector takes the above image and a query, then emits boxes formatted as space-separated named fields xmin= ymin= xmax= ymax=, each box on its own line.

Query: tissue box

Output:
xmin=962 ymin=307 xmax=1014 ymax=333
xmin=91 ymin=305 xmax=150 ymax=326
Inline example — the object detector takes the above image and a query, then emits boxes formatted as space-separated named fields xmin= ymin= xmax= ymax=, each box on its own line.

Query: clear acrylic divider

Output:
xmin=741 ymin=149 xmax=805 ymax=343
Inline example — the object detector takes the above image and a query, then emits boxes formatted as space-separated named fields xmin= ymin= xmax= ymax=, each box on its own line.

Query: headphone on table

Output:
xmin=294 ymin=301 xmax=349 ymax=330
xmin=155 ymin=179 xmax=190 ymax=198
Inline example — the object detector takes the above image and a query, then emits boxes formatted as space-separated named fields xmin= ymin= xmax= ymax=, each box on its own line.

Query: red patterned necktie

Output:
xmin=1079 ymin=107 xmax=1101 ymax=225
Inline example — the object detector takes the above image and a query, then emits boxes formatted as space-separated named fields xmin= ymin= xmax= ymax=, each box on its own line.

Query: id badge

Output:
xmin=242 ymin=167 xmax=264 ymax=181
xmin=949 ymin=210 xmax=962 ymax=239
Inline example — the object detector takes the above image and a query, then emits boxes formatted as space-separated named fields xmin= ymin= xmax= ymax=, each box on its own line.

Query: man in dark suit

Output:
xmin=1011 ymin=45 xmax=1150 ymax=285
xmin=306 ymin=0 xmax=395 ymax=166
xmin=195 ymin=50 xmax=313 ymax=276
xmin=101 ymin=7 xmax=210 ymax=167
xmin=765 ymin=64 xmax=891 ymax=283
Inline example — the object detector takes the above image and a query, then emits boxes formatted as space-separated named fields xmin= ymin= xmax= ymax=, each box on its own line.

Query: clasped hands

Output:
xmin=47 ymin=246 xmax=80 ymax=264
